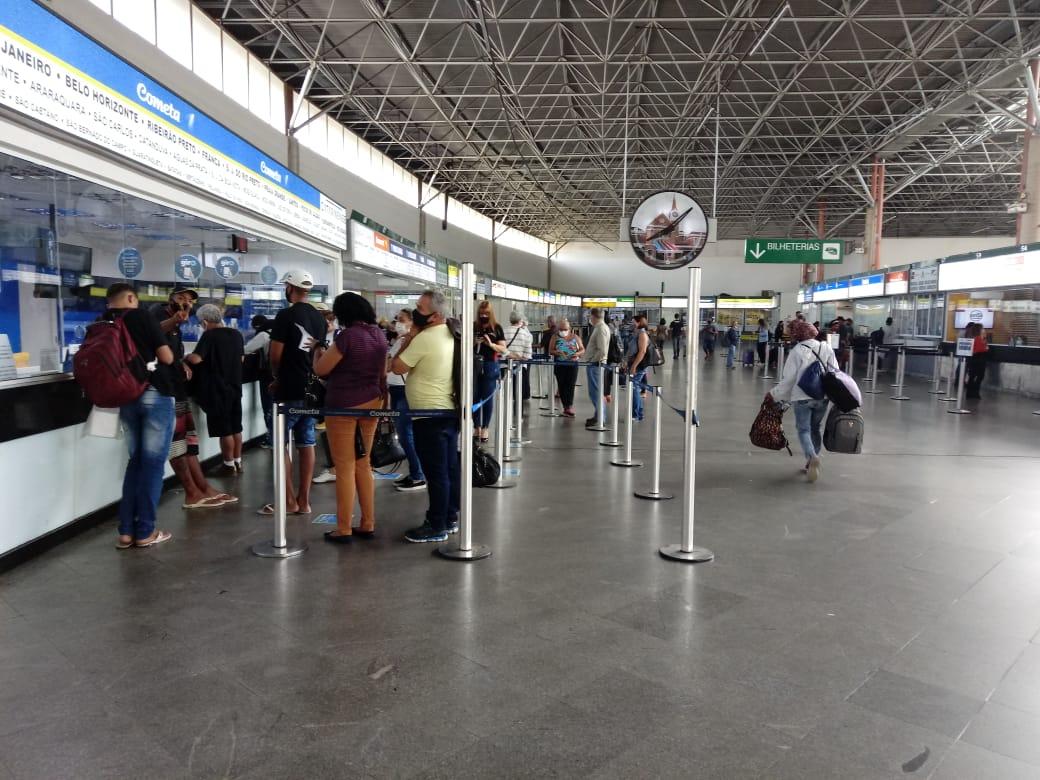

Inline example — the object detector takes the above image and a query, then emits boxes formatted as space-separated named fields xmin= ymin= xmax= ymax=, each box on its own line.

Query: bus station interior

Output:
xmin=5 ymin=0 xmax=1040 ymax=777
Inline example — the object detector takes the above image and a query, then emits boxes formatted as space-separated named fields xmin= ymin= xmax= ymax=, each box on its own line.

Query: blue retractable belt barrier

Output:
xmin=631 ymin=377 xmax=700 ymax=426
xmin=281 ymin=384 xmax=500 ymax=419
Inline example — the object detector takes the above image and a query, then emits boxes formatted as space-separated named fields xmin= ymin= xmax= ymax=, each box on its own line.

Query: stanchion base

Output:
xmin=659 ymin=544 xmax=714 ymax=563
xmin=509 ymin=438 xmax=532 ymax=446
xmin=482 ymin=480 xmax=516 ymax=489
xmin=862 ymin=378 xmax=874 ymax=384
xmin=863 ymin=389 xmax=884 ymax=394
xmin=600 ymin=440 xmax=623 ymax=448
xmin=948 ymin=408 xmax=973 ymax=415
xmin=503 ymin=453 xmax=522 ymax=463
xmin=634 ymin=490 xmax=673 ymax=501
xmin=760 ymin=374 xmax=774 ymax=380
xmin=436 ymin=543 xmax=492 ymax=561
xmin=541 ymin=412 xmax=563 ymax=418
xmin=586 ymin=425 xmax=608 ymax=432
xmin=611 ymin=459 xmax=643 ymax=468
xmin=890 ymin=396 xmax=910 ymax=401
xmin=928 ymin=389 xmax=945 ymax=394
xmin=1033 ymin=410 xmax=1040 ymax=415
xmin=251 ymin=540 xmax=307 ymax=559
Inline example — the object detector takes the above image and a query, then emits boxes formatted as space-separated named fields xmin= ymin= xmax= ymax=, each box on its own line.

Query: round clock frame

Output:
xmin=627 ymin=190 xmax=709 ymax=270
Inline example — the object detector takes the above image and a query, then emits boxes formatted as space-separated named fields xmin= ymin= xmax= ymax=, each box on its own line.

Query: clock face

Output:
xmin=628 ymin=190 xmax=709 ymax=270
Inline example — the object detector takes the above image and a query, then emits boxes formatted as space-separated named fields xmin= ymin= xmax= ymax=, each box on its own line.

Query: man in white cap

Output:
xmin=258 ymin=269 xmax=326 ymax=516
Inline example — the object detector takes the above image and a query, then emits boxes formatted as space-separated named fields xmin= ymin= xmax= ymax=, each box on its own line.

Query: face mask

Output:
xmin=284 ymin=286 xmax=294 ymax=303
xmin=395 ymin=321 xmax=409 ymax=336
xmin=558 ymin=329 xmax=570 ymax=337
xmin=412 ymin=308 xmax=431 ymax=328
xmin=479 ymin=314 xmax=489 ymax=322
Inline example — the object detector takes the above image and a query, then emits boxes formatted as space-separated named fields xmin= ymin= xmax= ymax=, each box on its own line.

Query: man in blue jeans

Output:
xmin=392 ymin=290 xmax=460 ymax=543
xmin=583 ymin=307 xmax=610 ymax=426
xmin=625 ymin=313 xmax=651 ymax=421
xmin=387 ymin=308 xmax=426 ymax=492
xmin=104 ymin=284 xmax=177 ymax=549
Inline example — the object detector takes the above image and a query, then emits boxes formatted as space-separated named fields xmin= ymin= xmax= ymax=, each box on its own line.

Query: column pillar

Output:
xmin=1018 ymin=61 xmax=1040 ymax=244
xmin=864 ymin=158 xmax=885 ymax=271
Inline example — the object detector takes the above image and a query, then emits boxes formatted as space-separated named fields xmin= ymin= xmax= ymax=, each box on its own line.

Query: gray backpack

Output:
xmin=823 ymin=406 xmax=864 ymax=454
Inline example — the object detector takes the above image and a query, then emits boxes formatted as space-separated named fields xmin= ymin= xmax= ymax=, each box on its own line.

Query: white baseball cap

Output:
xmin=280 ymin=269 xmax=314 ymax=289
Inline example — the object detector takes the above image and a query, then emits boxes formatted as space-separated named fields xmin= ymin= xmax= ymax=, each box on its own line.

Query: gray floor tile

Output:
xmin=882 ymin=634 xmax=1021 ymax=701
xmin=991 ymin=643 xmax=1040 ymax=715
xmin=847 ymin=669 xmax=983 ymax=737
xmin=931 ymin=741 xmax=1040 ymax=780
xmin=963 ymin=701 xmax=1040 ymax=767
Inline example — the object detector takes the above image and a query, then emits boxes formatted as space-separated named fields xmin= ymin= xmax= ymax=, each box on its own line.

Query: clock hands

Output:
xmin=646 ymin=206 xmax=693 ymax=242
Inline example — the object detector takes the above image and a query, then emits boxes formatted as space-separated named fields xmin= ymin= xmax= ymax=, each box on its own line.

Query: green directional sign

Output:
xmin=744 ymin=238 xmax=844 ymax=264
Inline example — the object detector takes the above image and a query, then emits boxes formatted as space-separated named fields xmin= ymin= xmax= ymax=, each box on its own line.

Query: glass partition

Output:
xmin=945 ymin=287 xmax=1040 ymax=345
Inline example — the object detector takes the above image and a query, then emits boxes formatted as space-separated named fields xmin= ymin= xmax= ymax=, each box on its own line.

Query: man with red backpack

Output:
xmin=99 ymin=283 xmax=177 ymax=548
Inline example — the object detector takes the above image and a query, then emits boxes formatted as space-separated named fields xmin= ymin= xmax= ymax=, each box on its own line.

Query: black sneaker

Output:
xmin=393 ymin=474 xmax=410 ymax=486
xmin=395 ymin=477 xmax=427 ymax=493
xmin=404 ymin=524 xmax=448 ymax=543
xmin=446 ymin=520 xmax=460 ymax=535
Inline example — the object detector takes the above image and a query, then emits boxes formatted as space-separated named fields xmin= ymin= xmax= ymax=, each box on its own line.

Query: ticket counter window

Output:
xmin=946 ymin=288 xmax=1040 ymax=345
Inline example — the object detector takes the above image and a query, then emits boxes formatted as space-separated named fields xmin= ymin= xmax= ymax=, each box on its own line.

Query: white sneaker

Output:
xmin=312 ymin=469 xmax=336 ymax=484
xmin=806 ymin=457 xmax=821 ymax=483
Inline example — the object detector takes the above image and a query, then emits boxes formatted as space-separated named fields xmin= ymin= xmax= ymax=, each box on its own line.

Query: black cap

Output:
xmin=251 ymin=314 xmax=271 ymax=330
xmin=170 ymin=286 xmax=199 ymax=301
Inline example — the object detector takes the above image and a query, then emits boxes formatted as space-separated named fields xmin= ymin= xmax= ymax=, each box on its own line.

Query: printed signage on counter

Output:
xmin=116 ymin=247 xmax=142 ymax=278
xmin=848 ymin=273 xmax=885 ymax=299
xmin=0 ymin=0 xmax=347 ymax=249
xmin=956 ymin=338 xmax=975 ymax=358
xmin=215 ymin=255 xmax=240 ymax=280
xmin=938 ymin=245 xmax=1040 ymax=291
xmin=259 ymin=265 xmax=279 ymax=285
xmin=350 ymin=221 xmax=437 ymax=283
xmin=175 ymin=254 xmax=202 ymax=282
xmin=885 ymin=270 xmax=909 ymax=295
xmin=909 ymin=264 xmax=939 ymax=293
xmin=953 ymin=308 xmax=995 ymax=328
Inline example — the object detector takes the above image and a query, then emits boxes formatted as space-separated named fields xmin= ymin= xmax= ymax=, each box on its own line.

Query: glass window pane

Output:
xmin=191 ymin=6 xmax=223 ymax=90
xmin=112 ymin=0 xmax=156 ymax=44
xmin=221 ymin=35 xmax=250 ymax=108
xmin=155 ymin=0 xmax=192 ymax=68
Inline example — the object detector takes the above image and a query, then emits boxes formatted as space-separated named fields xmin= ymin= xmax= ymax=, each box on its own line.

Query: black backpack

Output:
xmin=870 ymin=327 xmax=884 ymax=346
xmin=606 ymin=332 xmax=623 ymax=365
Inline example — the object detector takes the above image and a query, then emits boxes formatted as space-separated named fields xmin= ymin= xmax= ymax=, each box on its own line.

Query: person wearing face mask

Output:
xmin=550 ymin=318 xmax=585 ymax=418
xmin=386 ymin=309 xmax=426 ymax=492
xmin=474 ymin=300 xmax=507 ymax=443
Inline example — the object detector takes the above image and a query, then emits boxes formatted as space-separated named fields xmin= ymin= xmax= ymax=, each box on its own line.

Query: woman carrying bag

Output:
xmin=313 ymin=293 xmax=388 ymax=543
xmin=550 ymin=318 xmax=585 ymax=418
xmin=474 ymin=300 xmax=507 ymax=443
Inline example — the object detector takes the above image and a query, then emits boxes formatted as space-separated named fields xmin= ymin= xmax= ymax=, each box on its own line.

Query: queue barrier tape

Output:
xmin=281 ymin=387 xmax=499 ymax=419
xmin=632 ymin=377 xmax=700 ymax=426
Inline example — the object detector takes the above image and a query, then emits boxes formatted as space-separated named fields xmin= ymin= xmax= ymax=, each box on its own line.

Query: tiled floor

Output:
xmin=3 ymin=359 xmax=1040 ymax=778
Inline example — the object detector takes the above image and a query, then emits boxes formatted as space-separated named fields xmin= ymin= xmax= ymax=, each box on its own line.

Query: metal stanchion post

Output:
xmin=438 ymin=262 xmax=491 ymax=561
xmin=510 ymin=361 xmax=531 ymax=447
xmin=761 ymin=342 xmax=773 ymax=379
xmin=634 ymin=389 xmax=672 ymax=500
xmin=941 ymin=354 xmax=958 ymax=402
xmin=531 ymin=358 xmax=546 ymax=399
xmin=541 ymin=358 xmax=562 ymax=417
xmin=486 ymin=374 xmax=516 ymax=488
xmin=587 ymin=362 xmax=608 ymax=432
xmin=863 ymin=345 xmax=875 ymax=384
xmin=600 ymin=366 xmax=622 ymax=448
xmin=947 ymin=356 xmax=973 ymax=415
xmin=503 ymin=365 xmax=522 ymax=464
xmin=776 ymin=342 xmax=786 ymax=381
xmin=928 ymin=351 xmax=945 ymax=394
xmin=661 ymin=267 xmax=713 ymax=564
xmin=890 ymin=346 xmax=910 ymax=401
xmin=864 ymin=346 xmax=883 ymax=394
xmin=252 ymin=404 xmax=306 ymax=558
xmin=611 ymin=373 xmax=643 ymax=468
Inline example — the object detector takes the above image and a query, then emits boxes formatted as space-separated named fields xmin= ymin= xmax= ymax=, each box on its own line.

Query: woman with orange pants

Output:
xmin=313 ymin=292 xmax=388 ymax=543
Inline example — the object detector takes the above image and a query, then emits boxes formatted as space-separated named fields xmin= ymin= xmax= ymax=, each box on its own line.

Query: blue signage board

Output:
xmin=259 ymin=265 xmax=279 ymax=285
xmin=117 ymin=247 xmax=142 ymax=278
xmin=215 ymin=255 xmax=240 ymax=280
xmin=0 ymin=0 xmax=347 ymax=249
xmin=175 ymin=254 xmax=202 ymax=282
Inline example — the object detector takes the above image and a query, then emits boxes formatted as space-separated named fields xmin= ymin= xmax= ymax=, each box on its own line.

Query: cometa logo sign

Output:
xmin=135 ymin=82 xmax=180 ymax=123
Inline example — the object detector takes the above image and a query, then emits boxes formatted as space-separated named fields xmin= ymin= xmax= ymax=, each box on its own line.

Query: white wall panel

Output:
xmin=155 ymin=0 xmax=192 ymax=69
xmin=112 ymin=0 xmax=156 ymax=44
xmin=221 ymin=34 xmax=250 ymax=108
xmin=191 ymin=5 xmax=223 ymax=90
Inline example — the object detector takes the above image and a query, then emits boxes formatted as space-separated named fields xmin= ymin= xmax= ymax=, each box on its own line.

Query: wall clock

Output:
xmin=628 ymin=190 xmax=709 ymax=270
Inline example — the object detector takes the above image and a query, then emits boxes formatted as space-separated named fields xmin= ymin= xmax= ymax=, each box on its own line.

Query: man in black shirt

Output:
xmin=152 ymin=286 xmax=233 ymax=508
xmin=669 ymin=313 xmax=684 ymax=359
xmin=260 ymin=269 xmax=326 ymax=516
xmin=105 ymin=283 xmax=176 ymax=549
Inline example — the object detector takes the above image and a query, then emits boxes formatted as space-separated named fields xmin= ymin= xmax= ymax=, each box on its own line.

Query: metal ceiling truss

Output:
xmin=200 ymin=0 xmax=1040 ymax=242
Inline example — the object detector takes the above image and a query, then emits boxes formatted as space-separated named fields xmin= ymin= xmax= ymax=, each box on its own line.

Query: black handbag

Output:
xmin=304 ymin=372 xmax=326 ymax=409
xmin=371 ymin=419 xmax=406 ymax=468
xmin=473 ymin=442 xmax=501 ymax=487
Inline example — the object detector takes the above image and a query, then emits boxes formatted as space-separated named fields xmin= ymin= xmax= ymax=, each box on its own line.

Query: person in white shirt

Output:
xmin=766 ymin=318 xmax=839 ymax=483
xmin=387 ymin=309 xmax=426 ymax=492
xmin=583 ymin=307 xmax=611 ymax=426
xmin=502 ymin=311 xmax=534 ymax=403
xmin=244 ymin=315 xmax=273 ymax=447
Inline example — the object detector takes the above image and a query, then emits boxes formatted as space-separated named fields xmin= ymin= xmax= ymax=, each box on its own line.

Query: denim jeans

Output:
xmin=412 ymin=417 xmax=460 ymax=533
xmin=726 ymin=344 xmax=736 ymax=367
xmin=474 ymin=370 xmax=498 ymax=428
xmin=258 ymin=376 xmax=273 ymax=444
xmin=793 ymin=398 xmax=828 ymax=461
xmin=586 ymin=364 xmax=604 ymax=421
xmin=389 ymin=385 xmax=424 ymax=480
xmin=119 ymin=388 xmax=175 ymax=540
xmin=631 ymin=368 xmax=648 ymax=420
xmin=672 ymin=334 xmax=681 ymax=358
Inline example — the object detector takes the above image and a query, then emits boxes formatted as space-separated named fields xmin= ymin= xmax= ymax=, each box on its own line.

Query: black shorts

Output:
xmin=204 ymin=395 xmax=243 ymax=438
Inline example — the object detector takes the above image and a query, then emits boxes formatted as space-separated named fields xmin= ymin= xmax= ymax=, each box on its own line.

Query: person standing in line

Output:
xmin=549 ymin=318 xmax=584 ymax=418
xmin=185 ymin=304 xmax=245 ymax=475
xmin=244 ymin=315 xmax=274 ymax=448
xmin=153 ymin=286 xmax=233 ymax=508
xmin=502 ymin=310 xmax=534 ymax=405
xmin=701 ymin=318 xmax=717 ymax=361
xmin=311 ymin=303 xmax=340 ymax=485
xmin=539 ymin=315 xmax=557 ymax=356
xmin=654 ymin=318 xmax=668 ymax=358
xmin=104 ymin=283 xmax=176 ymax=548
xmin=725 ymin=321 xmax=740 ymax=369
xmin=966 ymin=322 xmax=989 ymax=400
xmin=625 ymin=314 xmax=652 ymax=421
xmin=387 ymin=308 xmax=426 ymax=493
xmin=766 ymin=319 xmax=839 ymax=484
xmin=756 ymin=318 xmax=770 ymax=365
xmin=258 ymin=269 xmax=326 ymax=517
xmin=583 ymin=307 xmax=611 ymax=427
xmin=473 ymin=300 xmax=507 ymax=443
xmin=774 ymin=319 xmax=786 ymax=344
xmin=392 ymin=290 xmax=459 ymax=544
xmin=312 ymin=293 xmax=388 ymax=543
xmin=669 ymin=313 xmax=684 ymax=359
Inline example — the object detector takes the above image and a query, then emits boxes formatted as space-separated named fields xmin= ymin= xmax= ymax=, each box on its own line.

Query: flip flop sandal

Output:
xmin=214 ymin=494 xmax=239 ymax=504
xmin=134 ymin=530 xmax=172 ymax=548
xmin=183 ymin=497 xmax=220 ymax=509
xmin=256 ymin=504 xmax=275 ymax=516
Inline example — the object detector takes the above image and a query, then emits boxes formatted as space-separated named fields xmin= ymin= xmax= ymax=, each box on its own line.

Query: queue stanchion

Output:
xmin=438 ymin=262 xmax=491 ymax=561
xmin=600 ymin=365 xmax=623 ymax=448
xmin=947 ymin=356 xmax=973 ymax=415
xmin=487 ymin=372 xmax=516 ymax=488
xmin=890 ymin=346 xmax=910 ymax=401
xmin=634 ymin=387 xmax=672 ymax=501
xmin=776 ymin=342 xmax=786 ymax=379
xmin=863 ymin=345 xmax=875 ymax=384
xmin=864 ymin=346 xmax=884 ymax=393
xmin=509 ymin=360 xmax=531 ymax=448
xmin=252 ymin=403 xmax=306 ymax=559
xmin=661 ymin=266 xmax=713 ymax=564
xmin=541 ymin=358 xmax=562 ymax=418
xmin=531 ymin=357 xmax=546 ymax=399
xmin=928 ymin=351 xmax=945 ymax=394
xmin=760 ymin=342 xmax=773 ymax=380
xmin=587 ymin=362 xmax=608 ymax=432
xmin=611 ymin=372 xmax=643 ymax=468
xmin=845 ymin=346 xmax=853 ymax=375
xmin=941 ymin=353 xmax=958 ymax=402
xmin=503 ymin=364 xmax=522 ymax=463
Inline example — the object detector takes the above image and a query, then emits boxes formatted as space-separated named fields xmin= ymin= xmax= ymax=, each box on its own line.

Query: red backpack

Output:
xmin=73 ymin=317 xmax=148 ymax=407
